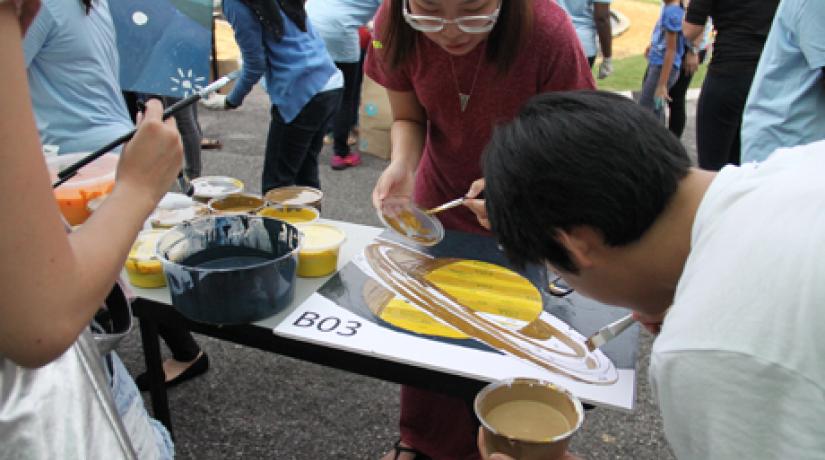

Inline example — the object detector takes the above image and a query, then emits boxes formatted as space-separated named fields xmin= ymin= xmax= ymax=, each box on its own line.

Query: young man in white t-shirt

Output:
xmin=481 ymin=91 xmax=825 ymax=459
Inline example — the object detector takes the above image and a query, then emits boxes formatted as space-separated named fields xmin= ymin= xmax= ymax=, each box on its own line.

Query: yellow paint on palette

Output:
xmin=372 ymin=39 xmax=383 ymax=49
xmin=379 ymin=260 xmax=543 ymax=338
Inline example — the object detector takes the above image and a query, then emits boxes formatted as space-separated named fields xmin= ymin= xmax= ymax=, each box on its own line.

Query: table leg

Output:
xmin=138 ymin=317 xmax=175 ymax=438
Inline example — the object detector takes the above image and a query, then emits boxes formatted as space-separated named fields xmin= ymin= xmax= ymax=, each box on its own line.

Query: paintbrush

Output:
xmin=424 ymin=197 xmax=466 ymax=215
xmin=585 ymin=314 xmax=636 ymax=351
xmin=52 ymin=70 xmax=241 ymax=192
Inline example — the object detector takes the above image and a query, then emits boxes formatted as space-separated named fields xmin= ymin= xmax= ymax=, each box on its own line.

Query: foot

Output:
xmin=379 ymin=440 xmax=430 ymax=460
xmin=344 ymin=151 xmax=362 ymax=167
xmin=331 ymin=154 xmax=349 ymax=170
xmin=135 ymin=352 xmax=209 ymax=391
xmin=347 ymin=132 xmax=358 ymax=146
xmin=331 ymin=151 xmax=362 ymax=170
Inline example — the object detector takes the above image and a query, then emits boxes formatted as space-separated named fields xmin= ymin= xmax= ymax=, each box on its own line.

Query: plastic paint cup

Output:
xmin=295 ymin=223 xmax=346 ymax=278
xmin=124 ymin=229 xmax=168 ymax=288
xmin=475 ymin=378 xmax=584 ymax=460
xmin=190 ymin=176 xmax=244 ymax=203
xmin=47 ymin=152 xmax=118 ymax=225
xmin=257 ymin=204 xmax=320 ymax=225
xmin=208 ymin=193 xmax=266 ymax=215
xmin=264 ymin=185 xmax=324 ymax=211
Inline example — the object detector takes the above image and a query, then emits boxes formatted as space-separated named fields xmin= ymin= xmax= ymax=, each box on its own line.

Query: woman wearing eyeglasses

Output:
xmin=366 ymin=1 xmax=593 ymax=458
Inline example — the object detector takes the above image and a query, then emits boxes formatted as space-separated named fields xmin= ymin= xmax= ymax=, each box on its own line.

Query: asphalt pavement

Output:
xmin=118 ymin=85 xmax=698 ymax=459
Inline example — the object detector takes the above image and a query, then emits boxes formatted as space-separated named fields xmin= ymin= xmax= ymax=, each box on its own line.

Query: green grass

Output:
xmin=594 ymin=54 xmax=707 ymax=92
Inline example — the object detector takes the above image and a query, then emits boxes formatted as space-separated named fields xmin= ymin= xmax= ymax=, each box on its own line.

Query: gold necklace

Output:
xmin=448 ymin=49 xmax=485 ymax=113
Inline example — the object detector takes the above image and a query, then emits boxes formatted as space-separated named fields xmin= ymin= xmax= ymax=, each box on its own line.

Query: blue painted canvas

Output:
xmin=111 ymin=0 xmax=213 ymax=98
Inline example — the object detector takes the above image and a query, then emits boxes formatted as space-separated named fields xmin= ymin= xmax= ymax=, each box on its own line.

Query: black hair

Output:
xmin=483 ymin=90 xmax=691 ymax=272
xmin=241 ymin=0 xmax=307 ymax=41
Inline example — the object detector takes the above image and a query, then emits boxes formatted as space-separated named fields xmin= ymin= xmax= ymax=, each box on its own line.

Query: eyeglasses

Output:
xmin=403 ymin=0 xmax=501 ymax=34
xmin=544 ymin=265 xmax=574 ymax=298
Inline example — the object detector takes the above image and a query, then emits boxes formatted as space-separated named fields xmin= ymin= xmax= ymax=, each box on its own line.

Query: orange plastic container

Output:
xmin=47 ymin=152 xmax=118 ymax=225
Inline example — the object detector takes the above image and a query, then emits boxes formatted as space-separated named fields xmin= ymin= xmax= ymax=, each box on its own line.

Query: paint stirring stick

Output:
xmin=52 ymin=70 xmax=241 ymax=191
xmin=585 ymin=314 xmax=636 ymax=352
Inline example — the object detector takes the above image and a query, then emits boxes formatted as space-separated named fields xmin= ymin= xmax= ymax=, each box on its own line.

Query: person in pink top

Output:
xmin=365 ymin=0 xmax=594 ymax=458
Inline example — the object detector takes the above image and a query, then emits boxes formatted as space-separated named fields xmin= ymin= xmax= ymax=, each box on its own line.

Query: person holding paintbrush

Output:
xmin=366 ymin=1 xmax=594 ymax=458
xmin=0 ymin=0 xmax=183 ymax=456
xmin=483 ymin=90 xmax=825 ymax=459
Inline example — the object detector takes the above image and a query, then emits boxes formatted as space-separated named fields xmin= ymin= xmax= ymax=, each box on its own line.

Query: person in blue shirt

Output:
xmin=306 ymin=0 xmax=381 ymax=170
xmin=23 ymin=0 xmax=133 ymax=154
xmin=556 ymin=0 xmax=613 ymax=77
xmin=204 ymin=0 xmax=343 ymax=194
xmin=639 ymin=0 xmax=684 ymax=124
xmin=741 ymin=0 xmax=825 ymax=163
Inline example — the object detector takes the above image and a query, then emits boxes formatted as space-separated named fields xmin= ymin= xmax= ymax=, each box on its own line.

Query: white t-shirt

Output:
xmin=651 ymin=140 xmax=825 ymax=459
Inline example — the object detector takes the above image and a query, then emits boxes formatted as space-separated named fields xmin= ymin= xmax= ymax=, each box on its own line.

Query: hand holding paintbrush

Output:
xmin=53 ymin=71 xmax=240 ymax=192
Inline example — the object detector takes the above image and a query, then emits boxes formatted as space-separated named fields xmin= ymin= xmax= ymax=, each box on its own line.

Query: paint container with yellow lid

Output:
xmin=124 ymin=229 xmax=168 ymax=288
xmin=295 ymin=223 xmax=346 ymax=277
xmin=257 ymin=204 xmax=319 ymax=225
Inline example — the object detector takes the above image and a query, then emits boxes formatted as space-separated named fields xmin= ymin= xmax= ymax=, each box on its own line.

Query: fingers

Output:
xmin=140 ymin=98 xmax=164 ymax=123
xmin=465 ymin=178 xmax=485 ymax=199
xmin=464 ymin=198 xmax=490 ymax=230
xmin=631 ymin=311 xmax=665 ymax=335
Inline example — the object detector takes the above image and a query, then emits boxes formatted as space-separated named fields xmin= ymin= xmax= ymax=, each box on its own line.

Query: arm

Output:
xmin=681 ymin=21 xmax=705 ymax=43
xmin=224 ymin=0 xmax=267 ymax=108
xmin=655 ymin=30 xmax=679 ymax=102
xmin=371 ymin=89 xmax=426 ymax=209
xmin=682 ymin=0 xmax=710 ymax=41
xmin=0 ymin=6 xmax=183 ymax=367
xmin=593 ymin=2 xmax=612 ymax=59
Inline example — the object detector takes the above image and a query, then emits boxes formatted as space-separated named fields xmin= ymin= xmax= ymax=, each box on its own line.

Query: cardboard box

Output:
xmin=358 ymin=76 xmax=393 ymax=158
xmin=358 ymin=127 xmax=391 ymax=160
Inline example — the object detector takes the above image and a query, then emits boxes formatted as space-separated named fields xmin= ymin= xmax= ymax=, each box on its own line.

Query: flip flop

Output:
xmin=391 ymin=440 xmax=431 ymax=460
xmin=201 ymin=137 xmax=222 ymax=150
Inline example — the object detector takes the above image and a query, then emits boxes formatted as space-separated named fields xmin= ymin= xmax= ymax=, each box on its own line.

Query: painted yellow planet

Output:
xmin=378 ymin=260 xmax=542 ymax=339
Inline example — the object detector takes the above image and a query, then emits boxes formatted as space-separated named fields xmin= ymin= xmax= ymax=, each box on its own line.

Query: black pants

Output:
xmin=262 ymin=88 xmax=342 ymax=194
xmin=696 ymin=70 xmax=756 ymax=170
xmin=668 ymin=50 xmax=706 ymax=139
xmin=332 ymin=61 xmax=361 ymax=157
xmin=158 ymin=323 xmax=201 ymax=362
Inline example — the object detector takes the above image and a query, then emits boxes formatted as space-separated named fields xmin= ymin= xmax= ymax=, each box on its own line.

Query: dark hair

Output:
xmin=483 ymin=91 xmax=691 ymax=272
xmin=241 ymin=0 xmax=307 ymax=41
xmin=379 ymin=0 xmax=532 ymax=74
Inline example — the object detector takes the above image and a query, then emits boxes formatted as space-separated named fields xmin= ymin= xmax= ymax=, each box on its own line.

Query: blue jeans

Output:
xmin=262 ymin=88 xmax=343 ymax=194
xmin=640 ymin=64 xmax=679 ymax=124
xmin=109 ymin=352 xmax=175 ymax=459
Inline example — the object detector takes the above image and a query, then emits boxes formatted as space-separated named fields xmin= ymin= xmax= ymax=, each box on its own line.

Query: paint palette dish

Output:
xmin=378 ymin=204 xmax=444 ymax=246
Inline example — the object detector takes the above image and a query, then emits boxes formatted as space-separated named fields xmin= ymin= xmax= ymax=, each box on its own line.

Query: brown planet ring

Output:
xmin=363 ymin=240 xmax=617 ymax=385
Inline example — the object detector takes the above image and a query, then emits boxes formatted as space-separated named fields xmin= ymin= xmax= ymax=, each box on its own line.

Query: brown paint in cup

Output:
xmin=475 ymin=378 xmax=584 ymax=460
xmin=208 ymin=193 xmax=266 ymax=215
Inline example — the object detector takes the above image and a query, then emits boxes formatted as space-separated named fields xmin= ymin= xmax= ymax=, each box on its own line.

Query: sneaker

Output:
xmin=344 ymin=151 xmax=362 ymax=167
xmin=331 ymin=154 xmax=349 ymax=170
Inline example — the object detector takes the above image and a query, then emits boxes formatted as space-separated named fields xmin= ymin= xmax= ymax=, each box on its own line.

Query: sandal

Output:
xmin=392 ymin=439 xmax=431 ymax=460
xmin=200 ymin=137 xmax=222 ymax=150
